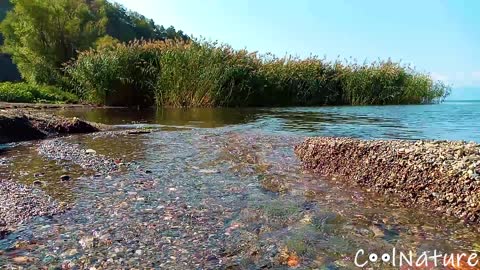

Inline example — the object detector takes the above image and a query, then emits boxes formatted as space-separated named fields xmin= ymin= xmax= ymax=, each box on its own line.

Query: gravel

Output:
xmin=295 ymin=137 xmax=480 ymax=223
xmin=38 ymin=138 xmax=127 ymax=175
xmin=0 ymin=179 xmax=67 ymax=234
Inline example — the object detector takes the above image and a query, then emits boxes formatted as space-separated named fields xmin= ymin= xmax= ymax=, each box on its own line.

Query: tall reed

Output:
xmin=64 ymin=40 xmax=450 ymax=107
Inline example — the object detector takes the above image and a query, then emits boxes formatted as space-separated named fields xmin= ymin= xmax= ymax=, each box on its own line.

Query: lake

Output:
xmin=0 ymin=101 xmax=479 ymax=268
xmin=56 ymin=100 xmax=480 ymax=141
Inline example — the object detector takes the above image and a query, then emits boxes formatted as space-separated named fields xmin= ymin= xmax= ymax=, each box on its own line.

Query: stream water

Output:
xmin=1 ymin=102 xmax=480 ymax=269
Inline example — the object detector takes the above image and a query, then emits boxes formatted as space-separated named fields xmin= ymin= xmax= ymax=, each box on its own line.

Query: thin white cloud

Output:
xmin=433 ymin=71 xmax=480 ymax=88
xmin=471 ymin=71 xmax=480 ymax=80
xmin=431 ymin=72 xmax=448 ymax=82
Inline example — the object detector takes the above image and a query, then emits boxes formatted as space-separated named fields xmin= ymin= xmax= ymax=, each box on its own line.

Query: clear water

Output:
xmin=56 ymin=101 xmax=480 ymax=141
xmin=1 ymin=102 xmax=479 ymax=269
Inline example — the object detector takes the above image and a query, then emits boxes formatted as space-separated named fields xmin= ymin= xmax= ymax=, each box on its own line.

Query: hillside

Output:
xmin=0 ymin=0 xmax=20 ymax=82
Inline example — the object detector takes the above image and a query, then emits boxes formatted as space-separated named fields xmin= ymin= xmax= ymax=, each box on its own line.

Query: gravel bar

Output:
xmin=295 ymin=137 xmax=480 ymax=223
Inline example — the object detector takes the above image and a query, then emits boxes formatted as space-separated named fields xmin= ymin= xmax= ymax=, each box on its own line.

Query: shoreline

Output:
xmin=0 ymin=102 xmax=125 ymax=110
xmin=0 ymin=110 xmax=106 ymax=236
xmin=295 ymin=137 xmax=480 ymax=224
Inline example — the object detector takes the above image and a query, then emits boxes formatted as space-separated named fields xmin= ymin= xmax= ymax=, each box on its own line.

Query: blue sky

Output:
xmin=115 ymin=0 xmax=480 ymax=99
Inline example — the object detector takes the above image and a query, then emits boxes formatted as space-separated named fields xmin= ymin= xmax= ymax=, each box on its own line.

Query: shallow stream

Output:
xmin=1 ymin=102 xmax=480 ymax=269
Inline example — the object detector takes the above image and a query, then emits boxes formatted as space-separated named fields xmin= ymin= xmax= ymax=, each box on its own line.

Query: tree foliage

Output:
xmin=0 ymin=0 xmax=108 ymax=84
xmin=0 ymin=0 xmax=189 ymax=85
xmin=0 ymin=0 xmax=12 ymax=44
xmin=104 ymin=2 xmax=189 ymax=42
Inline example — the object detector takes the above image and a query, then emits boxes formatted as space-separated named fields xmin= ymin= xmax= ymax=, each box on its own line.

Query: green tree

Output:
xmin=0 ymin=0 xmax=13 ymax=44
xmin=0 ymin=0 xmax=108 ymax=84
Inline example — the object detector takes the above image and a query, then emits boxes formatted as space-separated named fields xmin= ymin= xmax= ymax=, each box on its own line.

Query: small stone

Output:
xmin=12 ymin=256 xmax=33 ymax=264
xmin=33 ymin=180 xmax=44 ymax=186
xmin=79 ymin=236 xmax=97 ymax=249
xmin=64 ymin=248 xmax=78 ymax=257
xmin=207 ymin=255 xmax=218 ymax=262
xmin=199 ymin=169 xmax=219 ymax=174
xmin=119 ymin=202 xmax=129 ymax=208
xmin=85 ymin=149 xmax=96 ymax=154
xmin=128 ymin=130 xmax=151 ymax=135
xmin=135 ymin=250 xmax=143 ymax=255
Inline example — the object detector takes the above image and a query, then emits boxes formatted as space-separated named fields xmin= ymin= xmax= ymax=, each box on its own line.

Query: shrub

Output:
xmin=0 ymin=82 xmax=78 ymax=103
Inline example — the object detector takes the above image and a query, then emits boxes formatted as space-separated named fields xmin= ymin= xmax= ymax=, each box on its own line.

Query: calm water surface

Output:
xmin=56 ymin=100 xmax=480 ymax=141
xmin=0 ymin=101 xmax=479 ymax=269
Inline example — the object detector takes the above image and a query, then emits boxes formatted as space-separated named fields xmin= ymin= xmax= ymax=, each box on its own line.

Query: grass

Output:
xmin=0 ymin=82 xmax=78 ymax=103
xmin=64 ymin=39 xmax=451 ymax=107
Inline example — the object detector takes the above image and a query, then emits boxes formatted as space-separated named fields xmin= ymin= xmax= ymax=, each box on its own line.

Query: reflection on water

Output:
xmin=55 ymin=107 xmax=259 ymax=128
xmin=55 ymin=101 xmax=480 ymax=141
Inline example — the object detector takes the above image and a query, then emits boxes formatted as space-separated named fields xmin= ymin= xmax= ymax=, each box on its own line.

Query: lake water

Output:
xmin=56 ymin=100 xmax=480 ymax=142
xmin=1 ymin=101 xmax=479 ymax=269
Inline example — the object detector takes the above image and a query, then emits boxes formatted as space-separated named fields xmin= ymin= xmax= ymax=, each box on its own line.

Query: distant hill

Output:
xmin=0 ymin=0 xmax=21 ymax=82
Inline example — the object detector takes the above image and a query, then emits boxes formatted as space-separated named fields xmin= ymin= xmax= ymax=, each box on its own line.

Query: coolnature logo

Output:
xmin=354 ymin=248 xmax=479 ymax=268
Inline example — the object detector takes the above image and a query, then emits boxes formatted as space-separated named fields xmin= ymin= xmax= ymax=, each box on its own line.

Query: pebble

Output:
xmin=199 ymin=169 xmax=220 ymax=174
xmin=85 ymin=149 xmax=97 ymax=154
xmin=33 ymin=180 xmax=44 ymax=186
xmin=5 ymin=130 xmax=478 ymax=269
xmin=12 ymin=256 xmax=33 ymax=264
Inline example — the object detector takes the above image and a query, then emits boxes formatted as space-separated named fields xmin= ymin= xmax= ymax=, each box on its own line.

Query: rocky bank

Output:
xmin=295 ymin=137 xmax=480 ymax=223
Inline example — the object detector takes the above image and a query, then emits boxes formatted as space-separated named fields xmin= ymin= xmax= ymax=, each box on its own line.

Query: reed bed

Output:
xmin=64 ymin=40 xmax=450 ymax=107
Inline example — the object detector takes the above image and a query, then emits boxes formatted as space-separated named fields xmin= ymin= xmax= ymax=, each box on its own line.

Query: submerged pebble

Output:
xmin=0 ymin=179 xmax=66 ymax=233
